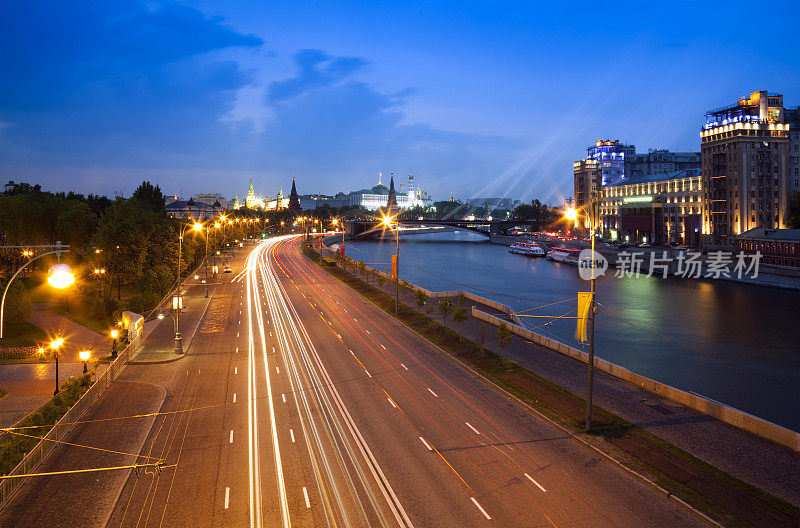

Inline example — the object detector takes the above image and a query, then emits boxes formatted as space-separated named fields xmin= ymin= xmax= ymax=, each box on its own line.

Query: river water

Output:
xmin=346 ymin=230 xmax=800 ymax=432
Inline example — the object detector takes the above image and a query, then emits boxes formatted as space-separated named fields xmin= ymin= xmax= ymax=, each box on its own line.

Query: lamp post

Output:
xmin=79 ymin=349 xmax=91 ymax=374
xmin=382 ymin=215 xmax=400 ymax=314
xmin=567 ymin=198 xmax=598 ymax=432
xmin=51 ymin=337 xmax=63 ymax=395
xmin=0 ymin=243 xmax=72 ymax=339
xmin=174 ymin=222 xmax=202 ymax=354
xmin=110 ymin=329 xmax=119 ymax=360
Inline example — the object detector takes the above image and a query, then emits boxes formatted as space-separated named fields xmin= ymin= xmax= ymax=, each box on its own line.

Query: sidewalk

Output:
xmin=130 ymin=282 xmax=213 ymax=364
xmin=359 ymin=267 xmax=800 ymax=508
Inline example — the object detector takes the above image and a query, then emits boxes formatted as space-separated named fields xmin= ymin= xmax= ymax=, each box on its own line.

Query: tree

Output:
xmin=438 ymin=298 xmax=453 ymax=327
xmin=3 ymin=281 xmax=32 ymax=326
xmin=452 ymin=305 xmax=468 ymax=343
xmin=56 ymin=202 xmax=98 ymax=250
xmin=131 ymin=181 xmax=166 ymax=214
xmin=456 ymin=292 xmax=467 ymax=307
xmin=414 ymin=289 xmax=428 ymax=312
xmin=497 ymin=322 xmax=513 ymax=363
xmin=477 ymin=321 xmax=488 ymax=356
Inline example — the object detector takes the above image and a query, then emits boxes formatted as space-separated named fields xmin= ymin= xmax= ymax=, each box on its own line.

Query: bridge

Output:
xmin=344 ymin=218 xmax=532 ymax=239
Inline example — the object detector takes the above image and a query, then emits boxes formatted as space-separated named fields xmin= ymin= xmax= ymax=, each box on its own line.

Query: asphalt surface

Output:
xmin=0 ymin=237 xmax=707 ymax=527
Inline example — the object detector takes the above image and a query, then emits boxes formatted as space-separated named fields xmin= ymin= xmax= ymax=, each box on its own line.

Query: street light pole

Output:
xmin=204 ymin=228 xmax=210 ymax=299
xmin=174 ymin=222 xmax=202 ymax=354
xmin=394 ymin=221 xmax=400 ymax=314
xmin=0 ymin=244 xmax=70 ymax=339
xmin=586 ymin=193 xmax=597 ymax=432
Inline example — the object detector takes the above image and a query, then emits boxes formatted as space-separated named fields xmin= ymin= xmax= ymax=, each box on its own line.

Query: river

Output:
xmin=345 ymin=230 xmax=800 ymax=432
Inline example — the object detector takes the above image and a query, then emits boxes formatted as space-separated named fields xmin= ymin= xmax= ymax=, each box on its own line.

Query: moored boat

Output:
xmin=547 ymin=246 xmax=582 ymax=265
xmin=508 ymin=241 xmax=546 ymax=257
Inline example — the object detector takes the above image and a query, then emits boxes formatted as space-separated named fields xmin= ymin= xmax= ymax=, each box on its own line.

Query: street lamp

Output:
xmin=564 ymin=199 xmax=598 ymax=432
xmin=174 ymin=221 xmax=203 ymax=354
xmin=46 ymin=263 xmax=75 ymax=289
xmin=110 ymin=329 xmax=119 ymax=359
xmin=79 ymin=349 xmax=91 ymax=373
xmin=0 ymin=243 xmax=71 ymax=339
xmin=51 ymin=337 xmax=64 ymax=395
xmin=382 ymin=215 xmax=400 ymax=314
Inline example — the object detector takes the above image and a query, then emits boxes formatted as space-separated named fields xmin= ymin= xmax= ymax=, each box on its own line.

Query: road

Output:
xmin=2 ymin=236 xmax=707 ymax=527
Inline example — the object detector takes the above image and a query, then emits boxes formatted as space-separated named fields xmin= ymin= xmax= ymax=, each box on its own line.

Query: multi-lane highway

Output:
xmin=4 ymin=235 xmax=707 ymax=527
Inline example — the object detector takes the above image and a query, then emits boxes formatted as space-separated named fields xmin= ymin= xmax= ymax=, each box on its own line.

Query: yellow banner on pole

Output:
xmin=391 ymin=254 xmax=398 ymax=278
xmin=575 ymin=292 xmax=593 ymax=343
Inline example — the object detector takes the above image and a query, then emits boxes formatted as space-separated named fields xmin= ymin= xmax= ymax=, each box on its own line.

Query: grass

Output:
xmin=0 ymin=321 xmax=48 ymax=348
xmin=0 ymin=371 xmax=94 ymax=476
xmin=50 ymin=305 xmax=115 ymax=336
xmin=305 ymin=245 xmax=800 ymax=528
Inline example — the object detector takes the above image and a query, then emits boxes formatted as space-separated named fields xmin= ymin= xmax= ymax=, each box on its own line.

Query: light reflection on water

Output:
xmin=350 ymin=231 xmax=800 ymax=431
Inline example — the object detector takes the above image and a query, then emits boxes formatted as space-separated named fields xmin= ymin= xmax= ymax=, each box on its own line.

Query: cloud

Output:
xmin=0 ymin=0 xmax=263 ymax=169
xmin=267 ymin=49 xmax=368 ymax=103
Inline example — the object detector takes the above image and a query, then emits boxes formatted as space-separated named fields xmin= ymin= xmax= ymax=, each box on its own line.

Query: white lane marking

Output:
xmin=230 ymin=430 xmax=234 ymax=443
xmin=401 ymin=363 xmax=408 ymax=371
xmin=524 ymin=473 xmax=547 ymax=492
xmin=302 ymin=487 xmax=310 ymax=508
xmin=239 ymin=320 xmax=241 ymax=324
xmin=419 ymin=437 xmax=433 ymax=451
xmin=427 ymin=388 xmax=438 ymax=398
xmin=471 ymin=497 xmax=491 ymax=520
xmin=236 ymin=347 xmax=239 ymax=353
xmin=276 ymin=366 xmax=280 ymax=374
xmin=237 ymin=332 xmax=239 ymax=337
xmin=290 ymin=429 xmax=295 ymax=443
xmin=233 ymin=393 xmax=237 ymax=403
xmin=466 ymin=422 xmax=480 ymax=435
xmin=281 ymin=393 xmax=286 ymax=403
xmin=335 ymin=333 xmax=341 ymax=339
xmin=272 ymin=347 xmax=275 ymax=354
xmin=224 ymin=487 xmax=230 ymax=509
xmin=269 ymin=331 xmax=272 ymax=337
xmin=380 ymin=344 xmax=387 ymax=350
xmin=364 ymin=370 xmax=372 ymax=378
xmin=365 ymin=329 xmax=370 ymax=335
xmin=349 ymin=349 xmax=354 ymax=356
xmin=235 ymin=367 xmax=238 ymax=375
xmin=387 ymin=397 xmax=397 ymax=409
xmin=353 ymin=318 xmax=357 ymax=322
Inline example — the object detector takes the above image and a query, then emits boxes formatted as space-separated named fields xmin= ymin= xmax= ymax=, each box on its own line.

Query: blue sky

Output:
xmin=1 ymin=1 xmax=798 ymax=204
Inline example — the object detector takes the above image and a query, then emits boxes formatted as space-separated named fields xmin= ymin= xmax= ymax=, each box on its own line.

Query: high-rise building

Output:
xmin=587 ymin=140 xmax=636 ymax=186
xmin=700 ymin=90 xmax=792 ymax=247
xmin=785 ymin=107 xmax=800 ymax=197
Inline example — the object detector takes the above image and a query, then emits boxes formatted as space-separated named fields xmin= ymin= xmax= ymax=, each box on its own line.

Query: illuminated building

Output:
xmin=700 ymin=90 xmax=792 ymax=247
xmin=600 ymin=169 xmax=703 ymax=246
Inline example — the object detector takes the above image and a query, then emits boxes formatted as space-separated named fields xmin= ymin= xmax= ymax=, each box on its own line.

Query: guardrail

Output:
xmin=471 ymin=306 xmax=800 ymax=452
xmin=0 ymin=334 xmax=140 ymax=509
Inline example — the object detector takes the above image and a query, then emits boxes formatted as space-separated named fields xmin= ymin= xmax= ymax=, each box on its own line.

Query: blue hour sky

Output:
xmin=1 ymin=0 xmax=798 ymax=204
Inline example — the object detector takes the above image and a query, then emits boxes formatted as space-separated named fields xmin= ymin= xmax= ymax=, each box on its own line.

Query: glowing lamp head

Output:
xmin=565 ymin=208 xmax=578 ymax=221
xmin=214 ymin=222 xmax=220 ymax=228
xmin=38 ymin=348 xmax=45 ymax=355
xmin=110 ymin=329 xmax=119 ymax=339
xmin=331 ymin=218 xmax=338 ymax=225
xmin=382 ymin=216 xmax=393 ymax=228
xmin=79 ymin=350 xmax=91 ymax=362
xmin=47 ymin=264 xmax=74 ymax=289
xmin=193 ymin=222 xmax=203 ymax=232
xmin=50 ymin=338 xmax=64 ymax=349
xmin=157 ymin=314 xmax=165 ymax=320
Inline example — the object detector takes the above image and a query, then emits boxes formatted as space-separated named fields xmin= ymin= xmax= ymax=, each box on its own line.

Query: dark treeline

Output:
xmin=2 ymin=182 xmax=233 ymax=321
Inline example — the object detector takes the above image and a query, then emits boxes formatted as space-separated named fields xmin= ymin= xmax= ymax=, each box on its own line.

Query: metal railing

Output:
xmin=0 ymin=333 xmax=140 ymax=509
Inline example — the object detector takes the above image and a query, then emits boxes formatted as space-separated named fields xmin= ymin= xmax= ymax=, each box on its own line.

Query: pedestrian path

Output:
xmin=28 ymin=303 xmax=110 ymax=361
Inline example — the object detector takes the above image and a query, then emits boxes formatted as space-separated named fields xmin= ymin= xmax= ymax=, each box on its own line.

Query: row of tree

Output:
xmin=0 ymin=181 xmax=266 ymax=324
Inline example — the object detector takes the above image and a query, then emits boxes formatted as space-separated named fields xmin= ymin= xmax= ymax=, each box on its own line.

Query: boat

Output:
xmin=547 ymin=246 xmax=582 ymax=265
xmin=508 ymin=241 xmax=546 ymax=257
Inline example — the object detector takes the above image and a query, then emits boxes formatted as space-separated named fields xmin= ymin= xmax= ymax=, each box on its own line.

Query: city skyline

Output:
xmin=1 ymin=1 xmax=798 ymax=202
